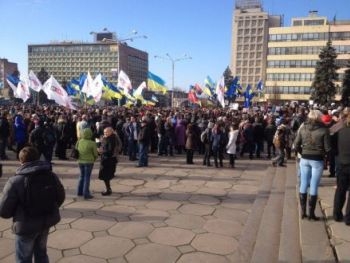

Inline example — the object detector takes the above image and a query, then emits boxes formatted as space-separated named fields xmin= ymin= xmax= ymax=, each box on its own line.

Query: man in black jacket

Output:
xmin=0 ymin=146 xmax=65 ymax=262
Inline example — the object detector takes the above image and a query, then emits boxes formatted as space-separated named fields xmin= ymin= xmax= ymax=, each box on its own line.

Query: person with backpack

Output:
xmin=0 ymin=146 xmax=65 ymax=262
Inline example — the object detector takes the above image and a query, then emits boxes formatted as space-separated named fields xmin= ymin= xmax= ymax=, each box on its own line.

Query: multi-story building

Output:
xmin=231 ymin=0 xmax=282 ymax=89
xmin=265 ymin=11 xmax=350 ymax=102
xmin=28 ymin=32 xmax=148 ymax=88
xmin=0 ymin=58 xmax=18 ymax=98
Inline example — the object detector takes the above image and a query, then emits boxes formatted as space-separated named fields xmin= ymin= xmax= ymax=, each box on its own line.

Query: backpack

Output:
xmin=23 ymin=171 xmax=59 ymax=217
xmin=42 ymin=127 xmax=56 ymax=146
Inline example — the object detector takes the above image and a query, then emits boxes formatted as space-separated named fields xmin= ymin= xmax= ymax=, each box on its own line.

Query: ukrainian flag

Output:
xmin=147 ymin=72 xmax=167 ymax=94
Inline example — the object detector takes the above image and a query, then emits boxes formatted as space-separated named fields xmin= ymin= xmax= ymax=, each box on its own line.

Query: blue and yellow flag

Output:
xmin=147 ymin=71 xmax=167 ymax=94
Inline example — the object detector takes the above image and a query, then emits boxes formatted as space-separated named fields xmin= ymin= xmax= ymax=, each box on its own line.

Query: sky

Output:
xmin=0 ymin=0 xmax=349 ymax=91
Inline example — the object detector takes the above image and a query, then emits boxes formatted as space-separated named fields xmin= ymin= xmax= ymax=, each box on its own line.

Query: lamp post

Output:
xmin=154 ymin=53 xmax=192 ymax=107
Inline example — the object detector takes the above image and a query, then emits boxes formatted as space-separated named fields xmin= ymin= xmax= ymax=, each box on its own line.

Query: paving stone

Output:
xmin=149 ymin=227 xmax=195 ymax=246
xmin=144 ymin=180 xmax=172 ymax=189
xmin=146 ymin=199 xmax=181 ymax=210
xmin=96 ymin=205 xmax=136 ymax=218
xmin=179 ymin=203 xmax=215 ymax=216
xmin=191 ymin=233 xmax=238 ymax=255
xmin=125 ymin=243 xmax=180 ymax=263
xmin=108 ymin=257 xmax=127 ymax=263
xmin=195 ymin=187 xmax=227 ymax=197
xmin=189 ymin=194 xmax=221 ymax=205
xmin=205 ymin=181 xmax=232 ymax=189
xmin=179 ymin=179 xmax=206 ymax=186
xmin=213 ymin=207 xmax=249 ymax=224
xmin=115 ymin=196 xmax=150 ymax=207
xmin=221 ymin=199 xmax=253 ymax=211
xmin=203 ymin=219 xmax=242 ymax=237
xmin=63 ymin=248 xmax=80 ymax=257
xmin=118 ymin=179 xmax=145 ymax=186
xmin=93 ymin=230 xmax=109 ymax=237
xmin=177 ymin=252 xmax=230 ymax=263
xmin=81 ymin=236 xmax=134 ymax=259
xmin=0 ymin=238 xmax=14 ymax=259
xmin=48 ymin=229 xmax=92 ymax=250
xmin=152 ymin=222 xmax=168 ymax=228
xmin=170 ymin=184 xmax=199 ymax=193
xmin=57 ymin=254 xmax=106 ymax=263
xmin=109 ymin=184 xmax=135 ymax=194
xmin=109 ymin=221 xmax=154 ymax=239
xmin=335 ymin=242 xmax=350 ymax=263
xmin=47 ymin=247 xmax=63 ymax=262
xmin=0 ymin=219 xmax=12 ymax=231
xmin=177 ymin=245 xmax=195 ymax=253
xmin=329 ymin=222 xmax=350 ymax=242
xmin=71 ymin=214 xmax=116 ymax=232
xmin=55 ymin=224 xmax=71 ymax=230
xmin=131 ymin=187 xmax=162 ymax=196
xmin=159 ymin=192 xmax=191 ymax=201
xmin=130 ymin=209 xmax=169 ymax=222
xmin=63 ymin=200 xmax=103 ymax=212
xmin=133 ymin=238 xmax=150 ymax=245
xmin=165 ymin=214 xmax=206 ymax=229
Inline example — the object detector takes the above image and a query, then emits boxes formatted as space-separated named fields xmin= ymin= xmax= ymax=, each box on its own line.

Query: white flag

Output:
xmin=215 ymin=76 xmax=225 ymax=108
xmin=43 ymin=75 xmax=72 ymax=108
xmin=27 ymin=70 xmax=42 ymax=92
xmin=91 ymin=73 xmax=103 ymax=102
xmin=133 ymin=81 xmax=147 ymax=98
xmin=81 ymin=71 xmax=94 ymax=96
xmin=16 ymin=80 xmax=31 ymax=103
xmin=117 ymin=70 xmax=132 ymax=95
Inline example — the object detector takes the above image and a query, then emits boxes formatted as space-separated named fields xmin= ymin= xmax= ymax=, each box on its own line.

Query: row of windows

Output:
xmin=237 ymin=28 xmax=264 ymax=36
xmin=237 ymin=20 xmax=265 ymax=28
xmin=265 ymin=86 xmax=311 ymax=94
xmin=267 ymin=59 xmax=349 ymax=68
xmin=237 ymin=60 xmax=262 ymax=67
xmin=267 ymin=73 xmax=314 ymax=81
xmin=268 ymin=45 xmax=350 ymax=55
xmin=269 ymin=32 xmax=350 ymax=42
xmin=29 ymin=45 xmax=111 ymax=53
xmin=29 ymin=58 xmax=117 ymax=63
xmin=29 ymin=52 xmax=117 ymax=58
xmin=237 ymin=36 xmax=264 ymax=46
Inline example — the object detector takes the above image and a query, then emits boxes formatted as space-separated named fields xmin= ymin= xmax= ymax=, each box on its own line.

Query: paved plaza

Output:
xmin=0 ymin=150 xmax=348 ymax=262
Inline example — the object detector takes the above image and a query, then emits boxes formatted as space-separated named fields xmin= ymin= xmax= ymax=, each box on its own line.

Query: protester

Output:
xmin=137 ymin=118 xmax=151 ymax=167
xmin=185 ymin=123 xmax=195 ymax=164
xmin=0 ymin=146 xmax=65 ymax=262
xmin=294 ymin=109 xmax=331 ymax=220
xmin=76 ymin=127 xmax=98 ymax=199
xmin=226 ymin=123 xmax=239 ymax=168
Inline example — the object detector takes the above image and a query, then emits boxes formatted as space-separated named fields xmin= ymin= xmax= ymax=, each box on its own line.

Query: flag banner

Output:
xmin=147 ymin=71 xmax=167 ymax=94
xmin=28 ymin=70 xmax=42 ymax=92
xmin=81 ymin=71 xmax=94 ymax=95
xmin=91 ymin=73 xmax=103 ymax=102
xmin=43 ymin=75 xmax=76 ymax=109
xmin=118 ymin=70 xmax=132 ymax=95
xmin=243 ymin=84 xmax=254 ymax=108
xmin=133 ymin=81 xmax=147 ymax=98
xmin=215 ymin=76 xmax=225 ymax=108
xmin=194 ymin=83 xmax=203 ymax=95
xmin=256 ymin=80 xmax=264 ymax=92
xmin=226 ymin=76 xmax=239 ymax=98
xmin=16 ymin=80 xmax=31 ymax=102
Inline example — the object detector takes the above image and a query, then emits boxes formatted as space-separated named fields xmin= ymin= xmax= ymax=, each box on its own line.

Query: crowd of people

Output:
xmin=1 ymin=101 xmax=350 ymax=262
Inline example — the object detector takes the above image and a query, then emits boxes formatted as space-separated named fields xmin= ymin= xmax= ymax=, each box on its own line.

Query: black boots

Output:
xmin=308 ymin=195 xmax=320 ymax=221
xmin=101 ymin=188 xmax=112 ymax=196
xmin=299 ymin=193 xmax=307 ymax=219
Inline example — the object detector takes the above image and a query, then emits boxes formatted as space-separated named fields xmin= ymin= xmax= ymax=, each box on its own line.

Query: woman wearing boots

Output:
xmin=98 ymin=127 xmax=122 ymax=196
xmin=294 ymin=109 xmax=331 ymax=220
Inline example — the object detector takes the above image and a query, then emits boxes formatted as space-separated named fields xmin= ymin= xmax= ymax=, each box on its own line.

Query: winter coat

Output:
xmin=98 ymin=133 xmax=120 ymax=181
xmin=175 ymin=120 xmax=186 ymax=146
xmin=294 ymin=121 xmax=331 ymax=160
xmin=0 ymin=161 xmax=65 ymax=235
xmin=226 ymin=130 xmax=239 ymax=154
xmin=185 ymin=127 xmax=195 ymax=150
xmin=77 ymin=128 xmax=98 ymax=164
xmin=14 ymin=115 xmax=27 ymax=144
xmin=337 ymin=124 xmax=350 ymax=165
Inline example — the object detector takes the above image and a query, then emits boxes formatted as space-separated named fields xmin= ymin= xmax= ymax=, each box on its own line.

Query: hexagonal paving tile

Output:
xmin=96 ymin=205 xmax=136 ymax=218
xmin=71 ymin=214 xmax=116 ymax=232
xmin=115 ymin=196 xmax=150 ymax=207
xmin=179 ymin=204 xmax=215 ymax=216
xmin=146 ymin=200 xmax=181 ymax=210
xmin=59 ymin=209 xmax=82 ymax=224
xmin=125 ymin=243 xmax=180 ymax=263
xmin=118 ymin=179 xmax=145 ymax=186
xmin=48 ymin=229 xmax=92 ymax=250
xmin=213 ymin=208 xmax=249 ymax=225
xmin=177 ymin=252 xmax=230 ymax=263
xmin=130 ymin=209 xmax=169 ymax=222
xmin=203 ymin=219 xmax=242 ymax=237
xmin=148 ymin=227 xmax=195 ymax=246
xmin=189 ymin=194 xmax=221 ymax=205
xmin=165 ymin=214 xmax=206 ymax=230
xmin=63 ymin=200 xmax=103 ymax=211
xmin=81 ymin=236 xmax=134 ymax=259
xmin=0 ymin=238 xmax=14 ymax=259
xmin=57 ymin=254 xmax=106 ymax=263
xmin=191 ymin=233 xmax=238 ymax=255
xmin=109 ymin=222 xmax=154 ymax=239
xmin=0 ymin=219 xmax=13 ymax=231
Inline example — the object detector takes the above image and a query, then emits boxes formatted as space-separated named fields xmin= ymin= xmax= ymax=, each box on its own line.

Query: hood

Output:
xmin=16 ymin=160 xmax=51 ymax=176
xmin=81 ymin=128 xmax=93 ymax=140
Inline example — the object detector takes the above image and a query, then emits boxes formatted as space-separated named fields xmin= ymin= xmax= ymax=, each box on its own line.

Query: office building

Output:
xmin=265 ymin=11 xmax=350 ymax=102
xmin=231 ymin=0 xmax=282 ymax=89
xmin=0 ymin=58 xmax=18 ymax=98
xmin=28 ymin=33 xmax=148 ymax=88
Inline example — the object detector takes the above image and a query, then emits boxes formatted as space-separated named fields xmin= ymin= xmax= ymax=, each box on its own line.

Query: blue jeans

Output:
xmin=15 ymin=228 xmax=49 ymax=263
xmin=138 ymin=143 xmax=149 ymax=166
xmin=78 ymin=163 xmax=94 ymax=198
xmin=299 ymin=158 xmax=324 ymax=195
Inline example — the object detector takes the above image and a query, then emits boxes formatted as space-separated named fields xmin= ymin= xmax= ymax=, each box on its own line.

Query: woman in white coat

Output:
xmin=226 ymin=123 xmax=239 ymax=168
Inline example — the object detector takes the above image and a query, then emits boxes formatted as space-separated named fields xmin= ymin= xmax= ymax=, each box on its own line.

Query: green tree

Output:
xmin=223 ymin=66 xmax=233 ymax=88
xmin=341 ymin=61 xmax=350 ymax=106
xmin=310 ymin=40 xmax=338 ymax=106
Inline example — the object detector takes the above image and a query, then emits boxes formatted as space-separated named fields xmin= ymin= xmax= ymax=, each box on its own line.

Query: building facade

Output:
xmin=265 ymin=11 xmax=350 ymax=102
xmin=231 ymin=0 xmax=282 ymax=89
xmin=0 ymin=58 xmax=18 ymax=98
xmin=28 ymin=37 xmax=148 ymax=88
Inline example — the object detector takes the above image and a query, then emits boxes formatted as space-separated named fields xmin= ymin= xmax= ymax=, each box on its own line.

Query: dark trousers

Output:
xmin=186 ymin=149 xmax=194 ymax=164
xmin=333 ymin=164 xmax=350 ymax=223
xmin=266 ymin=140 xmax=276 ymax=158
xmin=203 ymin=145 xmax=212 ymax=165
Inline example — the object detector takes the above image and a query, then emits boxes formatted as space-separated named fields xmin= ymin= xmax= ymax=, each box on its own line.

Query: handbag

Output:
xmin=70 ymin=141 xmax=79 ymax=159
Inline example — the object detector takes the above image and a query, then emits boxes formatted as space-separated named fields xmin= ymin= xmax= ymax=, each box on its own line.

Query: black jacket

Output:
xmin=0 ymin=161 xmax=65 ymax=235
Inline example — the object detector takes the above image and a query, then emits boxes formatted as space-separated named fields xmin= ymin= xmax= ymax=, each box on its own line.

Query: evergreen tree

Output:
xmin=37 ymin=68 xmax=49 ymax=104
xmin=341 ymin=61 xmax=350 ymax=106
xmin=223 ymin=66 xmax=234 ymax=88
xmin=310 ymin=40 xmax=338 ymax=106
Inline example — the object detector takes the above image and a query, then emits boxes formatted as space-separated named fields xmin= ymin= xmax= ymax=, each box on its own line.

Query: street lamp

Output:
xmin=154 ymin=53 xmax=192 ymax=107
